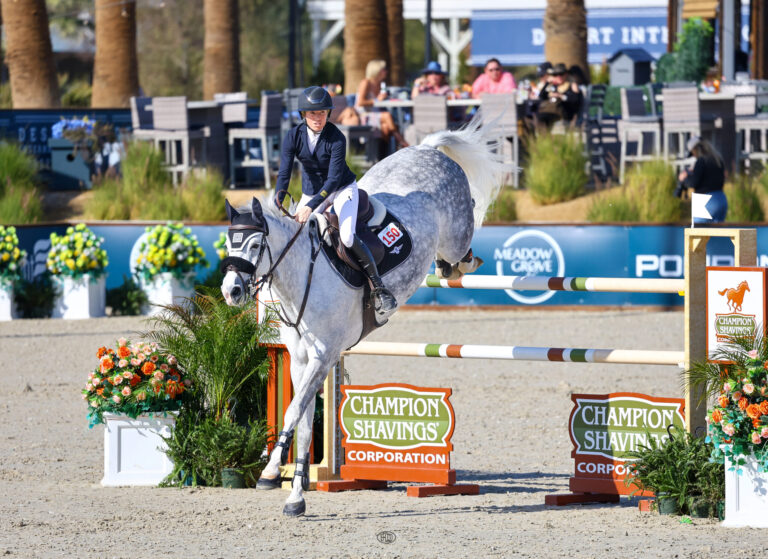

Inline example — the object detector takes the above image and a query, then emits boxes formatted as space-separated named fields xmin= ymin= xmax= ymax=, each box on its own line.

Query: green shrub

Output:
xmin=180 ymin=169 xmax=226 ymax=222
xmin=0 ymin=184 xmax=43 ymax=225
xmin=0 ymin=142 xmax=38 ymax=190
xmin=106 ymin=275 xmax=148 ymax=316
xmin=0 ymin=142 xmax=43 ymax=224
xmin=725 ymin=174 xmax=764 ymax=223
xmin=655 ymin=18 xmax=713 ymax=84
xmin=524 ymin=133 xmax=588 ymax=205
xmin=61 ymin=80 xmax=92 ymax=108
xmin=587 ymin=160 xmax=683 ymax=223
xmin=485 ymin=187 xmax=517 ymax=222
xmin=14 ymin=272 xmax=58 ymax=318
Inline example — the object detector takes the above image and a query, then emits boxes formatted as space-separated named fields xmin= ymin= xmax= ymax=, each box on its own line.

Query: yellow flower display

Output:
xmin=0 ymin=226 xmax=26 ymax=286
xmin=47 ymin=224 xmax=108 ymax=279
xmin=135 ymin=222 xmax=208 ymax=282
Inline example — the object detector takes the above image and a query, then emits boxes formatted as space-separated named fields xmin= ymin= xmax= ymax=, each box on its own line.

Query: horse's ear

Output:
xmin=251 ymin=197 xmax=263 ymax=220
xmin=225 ymin=199 xmax=239 ymax=222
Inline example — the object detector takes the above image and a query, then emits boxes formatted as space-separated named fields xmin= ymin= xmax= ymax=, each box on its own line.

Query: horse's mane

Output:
xmin=421 ymin=115 xmax=505 ymax=228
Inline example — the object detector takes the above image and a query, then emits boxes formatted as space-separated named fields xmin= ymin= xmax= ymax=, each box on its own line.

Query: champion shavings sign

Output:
xmin=706 ymin=267 xmax=767 ymax=361
xmin=340 ymin=384 xmax=453 ymax=450
xmin=569 ymin=393 xmax=685 ymax=461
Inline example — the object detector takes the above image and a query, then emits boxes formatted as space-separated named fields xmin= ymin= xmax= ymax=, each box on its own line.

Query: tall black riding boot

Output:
xmin=349 ymin=234 xmax=397 ymax=317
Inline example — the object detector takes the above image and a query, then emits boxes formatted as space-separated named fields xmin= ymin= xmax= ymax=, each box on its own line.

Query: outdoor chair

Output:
xmin=583 ymin=85 xmax=611 ymax=181
xmin=479 ymin=93 xmax=519 ymax=187
xmin=720 ymin=83 xmax=768 ymax=170
xmin=618 ymin=87 xmax=661 ymax=183
xmin=141 ymin=96 xmax=211 ymax=185
xmin=661 ymin=87 xmax=711 ymax=170
xmin=223 ymin=92 xmax=283 ymax=189
xmin=129 ymin=96 xmax=154 ymax=137
xmin=404 ymin=95 xmax=448 ymax=146
xmin=329 ymin=95 xmax=377 ymax=166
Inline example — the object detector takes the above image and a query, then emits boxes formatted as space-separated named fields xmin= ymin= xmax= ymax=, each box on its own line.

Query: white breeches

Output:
xmin=298 ymin=181 xmax=358 ymax=247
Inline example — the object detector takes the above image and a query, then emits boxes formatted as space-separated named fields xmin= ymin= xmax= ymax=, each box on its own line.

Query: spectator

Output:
xmin=529 ymin=61 xmax=552 ymax=99
xmin=536 ymin=62 xmax=582 ymax=130
xmin=411 ymin=61 xmax=454 ymax=98
xmin=678 ymin=136 xmax=727 ymax=223
xmin=471 ymin=58 xmax=517 ymax=98
xmin=354 ymin=59 xmax=408 ymax=148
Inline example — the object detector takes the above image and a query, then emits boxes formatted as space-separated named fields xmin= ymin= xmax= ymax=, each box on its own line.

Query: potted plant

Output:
xmin=82 ymin=338 xmax=192 ymax=486
xmin=686 ymin=336 xmax=768 ymax=527
xmin=0 ymin=225 xmax=26 ymax=321
xmin=135 ymin=222 xmax=208 ymax=315
xmin=624 ymin=425 xmax=723 ymax=518
xmin=47 ymin=223 xmax=108 ymax=319
xmin=146 ymin=290 xmax=277 ymax=486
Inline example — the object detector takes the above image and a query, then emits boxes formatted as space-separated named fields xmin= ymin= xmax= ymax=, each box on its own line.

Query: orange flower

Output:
xmin=718 ymin=395 xmax=730 ymax=408
xmin=754 ymin=418 xmax=763 ymax=428
xmin=97 ymin=346 xmax=108 ymax=359
xmin=711 ymin=409 xmax=723 ymax=423
xmin=96 ymin=388 xmax=104 ymax=396
xmin=117 ymin=346 xmax=131 ymax=359
xmin=141 ymin=361 xmax=156 ymax=376
xmin=165 ymin=380 xmax=184 ymax=398
xmin=747 ymin=404 xmax=762 ymax=419
xmin=129 ymin=374 xmax=141 ymax=387
xmin=760 ymin=401 xmax=768 ymax=415
xmin=739 ymin=398 xmax=749 ymax=411
xmin=101 ymin=358 xmax=114 ymax=371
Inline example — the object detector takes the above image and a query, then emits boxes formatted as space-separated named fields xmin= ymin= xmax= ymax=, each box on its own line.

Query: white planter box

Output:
xmin=0 ymin=286 xmax=16 ymax=321
xmin=102 ymin=413 xmax=176 ymax=487
xmin=722 ymin=453 xmax=768 ymax=527
xmin=141 ymin=272 xmax=195 ymax=315
xmin=52 ymin=275 xmax=106 ymax=319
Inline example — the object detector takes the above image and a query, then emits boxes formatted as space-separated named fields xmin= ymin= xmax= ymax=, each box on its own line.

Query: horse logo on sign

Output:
xmin=719 ymin=280 xmax=750 ymax=312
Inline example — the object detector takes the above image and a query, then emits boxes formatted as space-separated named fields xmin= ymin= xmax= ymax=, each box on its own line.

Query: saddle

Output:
xmin=313 ymin=189 xmax=387 ymax=269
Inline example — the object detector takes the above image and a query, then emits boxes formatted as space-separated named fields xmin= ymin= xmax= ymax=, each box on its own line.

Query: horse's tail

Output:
xmin=718 ymin=288 xmax=728 ymax=296
xmin=421 ymin=116 xmax=505 ymax=228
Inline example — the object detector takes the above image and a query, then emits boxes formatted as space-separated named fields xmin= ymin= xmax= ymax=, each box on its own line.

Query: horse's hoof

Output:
xmin=282 ymin=499 xmax=306 ymax=517
xmin=256 ymin=475 xmax=282 ymax=490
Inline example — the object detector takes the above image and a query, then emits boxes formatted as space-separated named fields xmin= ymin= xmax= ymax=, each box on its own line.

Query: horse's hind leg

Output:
xmin=435 ymin=249 xmax=484 ymax=280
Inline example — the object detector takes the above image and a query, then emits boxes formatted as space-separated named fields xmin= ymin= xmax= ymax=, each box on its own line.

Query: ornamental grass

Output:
xmin=523 ymin=132 xmax=588 ymax=205
xmin=0 ymin=141 xmax=43 ymax=225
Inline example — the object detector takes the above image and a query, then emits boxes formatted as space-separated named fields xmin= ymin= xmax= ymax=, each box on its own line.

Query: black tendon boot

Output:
xmin=349 ymin=234 xmax=397 ymax=318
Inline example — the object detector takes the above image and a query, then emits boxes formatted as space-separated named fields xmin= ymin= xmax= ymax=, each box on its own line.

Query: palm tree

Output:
xmin=343 ymin=0 xmax=388 ymax=93
xmin=543 ymin=0 xmax=588 ymax=80
xmin=91 ymin=0 xmax=139 ymax=108
xmin=203 ymin=0 xmax=240 ymax=99
xmin=384 ymin=0 xmax=404 ymax=86
xmin=1 ymin=0 xmax=60 ymax=108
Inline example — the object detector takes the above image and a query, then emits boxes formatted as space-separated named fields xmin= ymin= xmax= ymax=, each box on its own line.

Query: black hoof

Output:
xmin=282 ymin=499 xmax=306 ymax=517
xmin=256 ymin=475 xmax=282 ymax=490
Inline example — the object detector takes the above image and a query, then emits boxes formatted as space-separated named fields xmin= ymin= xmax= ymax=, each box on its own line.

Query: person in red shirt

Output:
xmin=471 ymin=58 xmax=517 ymax=98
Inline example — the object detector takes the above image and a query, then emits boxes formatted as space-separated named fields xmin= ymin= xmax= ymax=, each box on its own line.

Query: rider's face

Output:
xmin=305 ymin=110 xmax=328 ymax=133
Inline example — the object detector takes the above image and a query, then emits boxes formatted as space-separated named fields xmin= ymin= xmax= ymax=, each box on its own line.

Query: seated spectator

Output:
xmin=536 ymin=62 xmax=583 ymax=130
xmin=411 ymin=61 xmax=454 ymax=98
xmin=471 ymin=58 xmax=517 ymax=98
xmin=354 ymin=59 xmax=408 ymax=148
xmin=529 ymin=61 xmax=552 ymax=99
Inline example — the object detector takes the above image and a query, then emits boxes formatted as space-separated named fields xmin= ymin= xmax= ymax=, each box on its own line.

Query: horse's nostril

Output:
xmin=231 ymin=285 xmax=243 ymax=300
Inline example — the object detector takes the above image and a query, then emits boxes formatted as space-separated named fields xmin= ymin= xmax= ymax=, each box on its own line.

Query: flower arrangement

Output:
xmin=135 ymin=222 xmax=208 ymax=282
xmin=0 ymin=225 xmax=26 ymax=286
xmin=82 ymin=338 xmax=191 ymax=427
xmin=47 ymin=224 xmax=108 ymax=279
xmin=687 ymin=337 xmax=768 ymax=472
xmin=51 ymin=116 xmax=94 ymax=141
xmin=214 ymin=231 xmax=227 ymax=261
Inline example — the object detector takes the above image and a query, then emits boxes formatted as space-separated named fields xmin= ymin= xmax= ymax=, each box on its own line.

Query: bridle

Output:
xmin=221 ymin=202 xmax=321 ymax=331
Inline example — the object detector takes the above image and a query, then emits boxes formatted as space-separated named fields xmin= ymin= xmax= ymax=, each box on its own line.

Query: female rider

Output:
xmin=274 ymin=86 xmax=397 ymax=317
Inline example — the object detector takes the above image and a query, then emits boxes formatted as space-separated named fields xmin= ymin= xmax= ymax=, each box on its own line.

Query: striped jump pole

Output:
xmin=345 ymin=341 xmax=685 ymax=367
xmin=422 ymin=274 xmax=685 ymax=294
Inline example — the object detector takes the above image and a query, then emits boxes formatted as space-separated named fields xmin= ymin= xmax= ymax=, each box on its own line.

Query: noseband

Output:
xmin=220 ymin=224 xmax=269 ymax=299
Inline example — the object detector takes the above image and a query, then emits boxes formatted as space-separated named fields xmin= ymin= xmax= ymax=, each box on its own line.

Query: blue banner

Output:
xmin=470 ymin=8 xmax=669 ymax=66
xmin=12 ymin=223 xmax=767 ymax=306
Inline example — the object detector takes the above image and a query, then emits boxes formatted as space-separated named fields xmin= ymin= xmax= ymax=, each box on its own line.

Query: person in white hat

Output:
xmin=677 ymin=136 xmax=727 ymax=223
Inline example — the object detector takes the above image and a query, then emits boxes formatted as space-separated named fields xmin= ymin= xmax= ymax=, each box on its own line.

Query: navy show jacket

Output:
xmin=275 ymin=121 xmax=357 ymax=210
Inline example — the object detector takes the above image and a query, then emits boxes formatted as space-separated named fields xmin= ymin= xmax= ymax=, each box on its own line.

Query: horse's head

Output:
xmin=741 ymin=281 xmax=750 ymax=292
xmin=220 ymin=197 xmax=270 ymax=306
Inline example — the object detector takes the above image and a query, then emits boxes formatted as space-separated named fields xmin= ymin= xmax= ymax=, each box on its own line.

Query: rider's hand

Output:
xmin=295 ymin=206 xmax=312 ymax=223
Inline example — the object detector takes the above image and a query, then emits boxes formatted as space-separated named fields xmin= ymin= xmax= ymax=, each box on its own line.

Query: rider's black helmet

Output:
xmin=298 ymin=86 xmax=333 ymax=112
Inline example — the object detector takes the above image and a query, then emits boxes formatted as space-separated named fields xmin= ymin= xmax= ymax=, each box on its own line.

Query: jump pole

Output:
xmin=422 ymin=275 xmax=685 ymax=293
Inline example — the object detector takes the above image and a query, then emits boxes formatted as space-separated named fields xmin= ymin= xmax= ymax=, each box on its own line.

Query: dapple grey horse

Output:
xmin=221 ymin=118 xmax=504 ymax=516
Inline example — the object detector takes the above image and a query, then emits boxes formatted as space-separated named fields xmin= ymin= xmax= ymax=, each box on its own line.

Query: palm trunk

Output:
xmin=203 ymin=0 xmax=240 ymax=99
xmin=92 ymin=0 xmax=139 ymax=108
xmin=1 ymin=0 xmax=59 ymax=108
xmin=343 ymin=0 xmax=388 ymax=94
xmin=543 ymin=0 xmax=588 ymax=80
xmin=384 ymin=0 xmax=404 ymax=86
